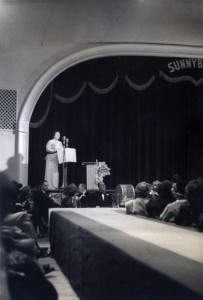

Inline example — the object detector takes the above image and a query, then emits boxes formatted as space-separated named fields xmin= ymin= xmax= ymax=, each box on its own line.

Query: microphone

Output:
xmin=62 ymin=136 xmax=66 ymax=146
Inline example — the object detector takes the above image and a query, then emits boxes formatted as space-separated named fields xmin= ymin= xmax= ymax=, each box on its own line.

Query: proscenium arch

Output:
xmin=17 ymin=43 xmax=203 ymax=185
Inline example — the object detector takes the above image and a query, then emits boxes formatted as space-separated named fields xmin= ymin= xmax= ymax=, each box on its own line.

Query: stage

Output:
xmin=49 ymin=208 xmax=203 ymax=300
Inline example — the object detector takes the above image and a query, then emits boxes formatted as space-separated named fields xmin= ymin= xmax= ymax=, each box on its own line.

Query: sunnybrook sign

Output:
xmin=168 ymin=58 xmax=203 ymax=73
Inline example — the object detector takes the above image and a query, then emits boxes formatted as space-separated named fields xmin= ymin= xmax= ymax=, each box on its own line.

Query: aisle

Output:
xmin=38 ymin=235 xmax=80 ymax=300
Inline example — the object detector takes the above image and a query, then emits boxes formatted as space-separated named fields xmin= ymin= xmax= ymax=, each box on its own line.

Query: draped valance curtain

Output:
xmin=29 ymin=56 xmax=203 ymax=188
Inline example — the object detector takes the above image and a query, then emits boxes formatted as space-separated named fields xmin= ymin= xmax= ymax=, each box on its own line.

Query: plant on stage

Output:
xmin=95 ymin=162 xmax=111 ymax=184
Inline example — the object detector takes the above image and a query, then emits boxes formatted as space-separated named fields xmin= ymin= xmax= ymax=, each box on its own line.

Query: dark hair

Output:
xmin=197 ymin=213 xmax=203 ymax=232
xmin=135 ymin=182 xmax=150 ymax=198
xmin=172 ymin=174 xmax=181 ymax=182
xmin=158 ymin=180 xmax=173 ymax=198
xmin=186 ymin=179 xmax=203 ymax=201
xmin=64 ymin=183 xmax=77 ymax=196
xmin=20 ymin=186 xmax=31 ymax=201
xmin=79 ymin=183 xmax=87 ymax=189
xmin=41 ymin=180 xmax=48 ymax=185
xmin=176 ymin=180 xmax=187 ymax=196
xmin=11 ymin=180 xmax=23 ymax=191
xmin=51 ymin=130 xmax=60 ymax=138
xmin=98 ymin=182 xmax=105 ymax=187
xmin=185 ymin=178 xmax=203 ymax=218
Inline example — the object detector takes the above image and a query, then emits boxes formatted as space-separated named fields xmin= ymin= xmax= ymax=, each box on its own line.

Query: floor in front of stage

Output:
xmin=38 ymin=235 xmax=80 ymax=300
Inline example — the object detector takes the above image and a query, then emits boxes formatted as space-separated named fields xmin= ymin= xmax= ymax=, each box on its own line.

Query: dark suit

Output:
xmin=33 ymin=189 xmax=60 ymax=222
xmin=77 ymin=191 xmax=94 ymax=207
xmin=94 ymin=191 xmax=112 ymax=207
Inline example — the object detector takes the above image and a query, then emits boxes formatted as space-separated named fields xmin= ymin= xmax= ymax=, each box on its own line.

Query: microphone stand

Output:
xmin=62 ymin=136 xmax=66 ymax=188
xmin=65 ymin=139 xmax=69 ymax=187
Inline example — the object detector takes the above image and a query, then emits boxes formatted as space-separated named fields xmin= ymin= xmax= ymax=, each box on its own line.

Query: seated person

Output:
xmin=1 ymin=226 xmax=57 ymax=300
xmin=148 ymin=180 xmax=161 ymax=198
xmin=175 ymin=178 xmax=203 ymax=231
xmin=76 ymin=183 xmax=94 ymax=207
xmin=174 ymin=202 xmax=194 ymax=227
xmin=1 ymin=176 xmax=51 ymax=257
xmin=19 ymin=186 xmax=33 ymax=211
xmin=146 ymin=180 xmax=175 ymax=218
xmin=0 ymin=176 xmax=42 ymax=249
xmin=33 ymin=180 xmax=60 ymax=227
xmin=94 ymin=182 xmax=112 ymax=207
xmin=10 ymin=181 xmax=23 ymax=213
xmin=125 ymin=182 xmax=150 ymax=216
xmin=160 ymin=180 xmax=188 ymax=222
xmin=2 ymin=211 xmax=39 ymax=247
xmin=0 ymin=173 xmax=55 ymax=272
xmin=171 ymin=173 xmax=182 ymax=194
xmin=61 ymin=183 xmax=78 ymax=207
xmin=197 ymin=213 xmax=203 ymax=231
xmin=146 ymin=180 xmax=161 ymax=217
xmin=0 ymin=243 xmax=11 ymax=300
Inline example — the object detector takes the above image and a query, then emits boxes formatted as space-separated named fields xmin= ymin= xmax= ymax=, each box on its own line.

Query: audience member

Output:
xmin=94 ymin=182 xmax=113 ymax=207
xmin=0 ymin=176 xmax=42 ymax=252
xmin=160 ymin=180 xmax=188 ymax=222
xmin=61 ymin=183 xmax=78 ymax=207
xmin=0 ymin=172 xmax=58 ymax=300
xmin=172 ymin=173 xmax=182 ymax=192
xmin=173 ymin=203 xmax=194 ymax=227
xmin=125 ymin=182 xmax=150 ymax=216
xmin=1 ymin=180 xmax=51 ymax=257
xmin=2 ymin=211 xmax=40 ymax=247
xmin=20 ymin=186 xmax=33 ymax=211
xmin=76 ymin=183 xmax=93 ymax=207
xmin=33 ymin=180 xmax=60 ymax=228
xmin=146 ymin=180 xmax=175 ymax=218
xmin=185 ymin=178 xmax=203 ymax=220
xmin=0 ymin=243 xmax=11 ymax=300
xmin=149 ymin=180 xmax=161 ymax=198
xmin=10 ymin=180 xmax=23 ymax=212
xmin=175 ymin=178 xmax=203 ymax=230
xmin=197 ymin=213 xmax=203 ymax=231
xmin=146 ymin=180 xmax=161 ymax=217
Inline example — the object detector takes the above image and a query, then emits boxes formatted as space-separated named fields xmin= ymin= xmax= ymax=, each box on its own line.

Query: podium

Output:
xmin=82 ymin=162 xmax=99 ymax=190
xmin=57 ymin=148 xmax=77 ymax=187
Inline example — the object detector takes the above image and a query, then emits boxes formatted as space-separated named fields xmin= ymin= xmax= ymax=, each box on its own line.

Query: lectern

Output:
xmin=57 ymin=148 xmax=77 ymax=187
xmin=82 ymin=162 xmax=99 ymax=190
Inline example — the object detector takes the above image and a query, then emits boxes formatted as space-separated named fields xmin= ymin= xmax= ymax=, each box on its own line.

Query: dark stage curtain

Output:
xmin=29 ymin=56 xmax=203 ymax=188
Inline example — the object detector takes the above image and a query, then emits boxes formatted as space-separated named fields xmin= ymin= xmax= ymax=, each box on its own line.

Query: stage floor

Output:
xmin=49 ymin=208 xmax=203 ymax=300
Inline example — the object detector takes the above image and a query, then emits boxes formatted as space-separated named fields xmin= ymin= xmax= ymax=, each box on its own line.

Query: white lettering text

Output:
xmin=168 ymin=58 xmax=203 ymax=73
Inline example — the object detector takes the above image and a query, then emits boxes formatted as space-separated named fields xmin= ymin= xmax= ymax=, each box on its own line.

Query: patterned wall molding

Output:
xmin=0 ymin=89 xmax=17 ymax=131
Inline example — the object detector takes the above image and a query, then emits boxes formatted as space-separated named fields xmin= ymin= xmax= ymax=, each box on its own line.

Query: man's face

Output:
xmin=98 ymin=182 xmax=106 ymax=192
xmin=78 ymin=184 xmax=85 ymax=193
xmin=152 ymin=181 xmax=160 ymax=192
xmin=42 ymin=182 xmax=49 ymax=191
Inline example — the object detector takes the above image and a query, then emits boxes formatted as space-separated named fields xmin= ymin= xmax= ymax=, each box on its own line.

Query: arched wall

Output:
xmin=17 ymin=43 xmax=203 ymax=185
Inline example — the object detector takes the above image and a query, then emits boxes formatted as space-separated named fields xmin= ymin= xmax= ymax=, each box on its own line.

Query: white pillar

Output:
xmin=17 ymin=121 xmax=29 ymax=186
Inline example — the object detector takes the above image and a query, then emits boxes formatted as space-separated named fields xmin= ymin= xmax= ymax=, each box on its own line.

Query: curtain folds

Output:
xmin=88 ymin=75 xmax=119 ymax=94
xmin=159 ymin=71 xmax=203 ymax=87
xmin=54 ymin=82 xmax=87 ymax=104
xmin=125 ymin=75 xmax=156 ymax=90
